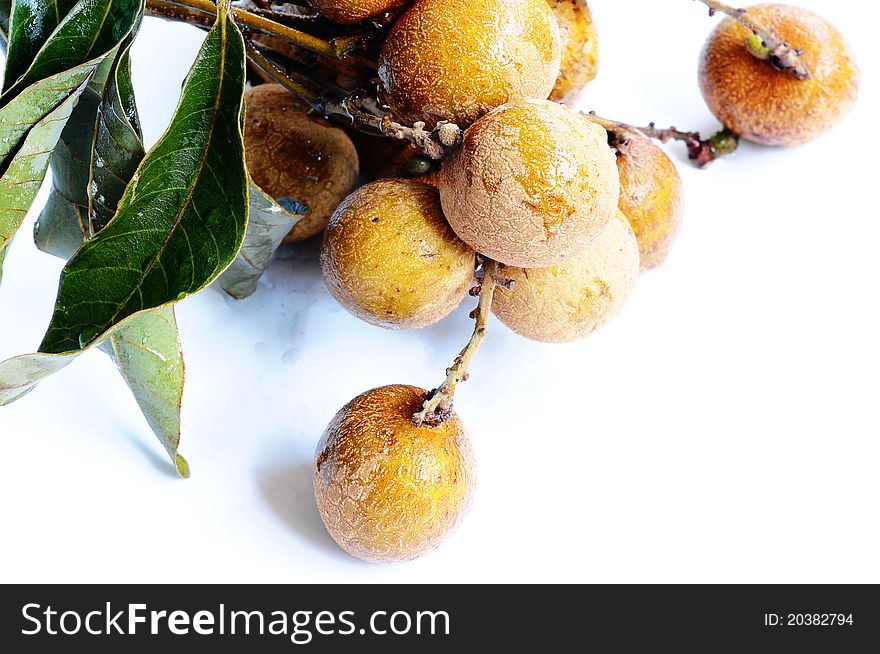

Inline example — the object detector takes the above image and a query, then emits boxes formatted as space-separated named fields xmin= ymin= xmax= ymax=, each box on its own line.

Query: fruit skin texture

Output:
xmin=321 ymin=179 xmax=475 ymax=329
xmin=439 ymin=99 xmax=619 ymax=268
xmin=492 ymin=211 xmax=639 ymax=343
xmin=314 ymin=385 xmax=476 ymax=563
xmin=378 ymin=0 xmax=561 ymax=128
xmin=698 ymin=4 xmax=859 ymax=147
xmin=244 ymin=84 xmax=359 ymax=243
xmin=307 ymin=0 xmax=404 ymax=24
xmin=548 ymin=0 xmax=599 ymax=106
xmin=612 ymin=126 xmax=683 ymax=272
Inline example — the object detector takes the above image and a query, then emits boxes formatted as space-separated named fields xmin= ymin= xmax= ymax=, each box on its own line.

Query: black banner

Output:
xmin=1 ymin=585 xmax=877 ymax=651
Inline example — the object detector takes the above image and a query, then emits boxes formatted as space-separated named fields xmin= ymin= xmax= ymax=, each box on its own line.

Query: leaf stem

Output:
xmin=412 ymin=258 xmax=501 ymax=427
xmin=693 ymin=0 xmax=811 ymax=80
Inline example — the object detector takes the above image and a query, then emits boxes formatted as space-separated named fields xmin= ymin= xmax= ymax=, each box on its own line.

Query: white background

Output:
xmin=1 ymin=0 xmax=877 ymax=583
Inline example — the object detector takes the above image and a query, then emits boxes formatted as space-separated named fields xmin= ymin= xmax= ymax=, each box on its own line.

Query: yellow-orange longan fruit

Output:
xmin=314 ymin=385 xmax=476 ymax=563
xmin=307 ymin=0 xmax=404 ymax=24
xmin=492 ymin=212 xmax=640 ymax=343
xmin=321 ymin=179 xmax=475 ymax=329
xmin=378 ymin=0 xmax=561 ymax=128
xmin=548 ymin=0 xmax=599 ymax=105
xmin=244 ymin=84 xmax=359 ymax=242
xmin=439 ymin=99 xmax=619 ymax=268
xmin=699 ymin=4 xmax=859 ymax=147
xmin=612 ymin=126 xmax=684 ymax=271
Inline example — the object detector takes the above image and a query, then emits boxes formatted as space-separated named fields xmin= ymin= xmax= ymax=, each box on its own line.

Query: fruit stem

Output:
xmin=693 ymin=0 xmax=811 ymax=80
xmin=146 ymin=0 xmax=215 ymax=28
xmin=634 ymin=122 xmax=738 ymax=168
xmin=586 ymin=112 xmax=738 ymax=168
xmin=412 ymin=258 xmax=502 ymax=428
xmin=245 ymin=42 xmax=324 ymax=106
xmin=145 ymin=0 xmax=368 ymax=66
xmin=340 ymin=93 xmax=462 ymax=159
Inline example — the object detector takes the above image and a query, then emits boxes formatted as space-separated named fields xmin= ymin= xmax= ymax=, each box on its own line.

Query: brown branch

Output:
xmin=412 ymin=259 xmax=505 ymax=427
xmin=146 ymin=0 xmax=366 ymax=65
xmin=146 ymin=0 xmax=214 ymax=28
xmin=694 ymin=0 xmax=811 ymax=80
xmin=245 ymin=42 xmax=324 ymax=107
xmin=338 ymin=92 xmax=461 ymax=159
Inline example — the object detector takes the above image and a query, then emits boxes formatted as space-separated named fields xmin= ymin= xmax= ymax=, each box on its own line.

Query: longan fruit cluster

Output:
xmin=240 ymin=0 xmax=858 ymax=562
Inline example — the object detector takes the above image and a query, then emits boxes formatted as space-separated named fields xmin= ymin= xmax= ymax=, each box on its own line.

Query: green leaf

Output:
xmin=99 ymin=307 xmax=188 ymax=478
xmin=0 ymin=306 xmax=188 ymax=478
xmin=34 ymin=34 xmax=139 ymax=253
xmin=90 ymin=46 xmax=143 ymax=232
xmin=0 ymin=349 xmax=81 ymax=404
xmin=38 ymin=4 xmax=248 ymax=355
xmin=217 ymin=183 xmax=303 ymax=300
xmin=0 ymin=0 xmax=142 ymax=279
xmin=0 ymin=0 xmax=12 ymax=52
xmin=3 ymin=0 xmax=79 ymax=87
xmin=33 ymin=189 xmax=87 ymax=258
xmin=32 ymin=33 xmax=189 ymax=478
xmin=0 ymin=63 xmax=98 ymax=280
xmin=1 ymin=0 xmax=142 ymax=105
xmin=33 ymin=60 xmax=113 ymax=254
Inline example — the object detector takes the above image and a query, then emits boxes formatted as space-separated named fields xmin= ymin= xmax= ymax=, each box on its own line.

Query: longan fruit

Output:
xmin=244 ymin=84 xmax=359 ymax=243
xmin=609 ymin=125 xmax=684 ymax=271
xmin=439 ymin=99 xmax=619 ymax=268
xmin=321 ymin=179 xmax=475 ymax=329
xmin=314 ymin=384 xmax=476 ymax=563
xmin=378 ymin=0 xmax=561 ymax=128
xmin=548 ymin=0 xmax=599 ymax=106
xmin=699 ymin=4 xmax=859 ymax=147
xmin=307 ymin=0 xmax=404 ymax=24
xmin=492 ymin=211 xmax=640 ymax=343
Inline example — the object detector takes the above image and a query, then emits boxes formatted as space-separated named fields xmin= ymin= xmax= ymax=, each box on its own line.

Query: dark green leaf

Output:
xmin=32 ymin=31 xmax=189 ymax=477
xmin=217 ymin=182 xmax=303 ymax=299
xmin=39 ymin=5 xmax=248 ymax=354
xmin=1 ymin=0 xmax=142 ymax=105
xmin=3 ymin=0 xmax=78 ymax=87
xmin=33 ymin=58 xmax=113 ymax=253
xmin=0 ymin=0 xmax=11 ymax=52
xmin=0 ymin=0 xmax=141 ymax=279
xmin=0 ymin=63 xmax=98 ymax=281
xmin=90 ymin=46 xmax=143 ymax=231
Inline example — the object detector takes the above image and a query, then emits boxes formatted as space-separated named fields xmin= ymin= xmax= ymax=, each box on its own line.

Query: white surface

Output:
xmin=1 ymin=1 xmax=878 ymax=583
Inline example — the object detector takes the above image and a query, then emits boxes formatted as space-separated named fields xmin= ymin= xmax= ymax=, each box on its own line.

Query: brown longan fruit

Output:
xmin=609 ymin=125 xmax=684 ymax=272
xmin=699 ymin=4 xmax=859 ymax=147
xmin=492 ymin=211 xmax=640 ymax=343
xmin=378 ymin=0 xmax=561 ymax=128
xmin=548 ymin=0 xmax=599 ymax=106
xmin=314 ymin=384 xmax=476 ymax=563
xmin=439 ymin=99 xmax=619 ymax=268
xmin=307 ymin=0 xmax=404 ymax=24
xmin=321 ymin=179 xmax=476 ymax=329
xmin=244 ymin=84 xmax=359 ymax=243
